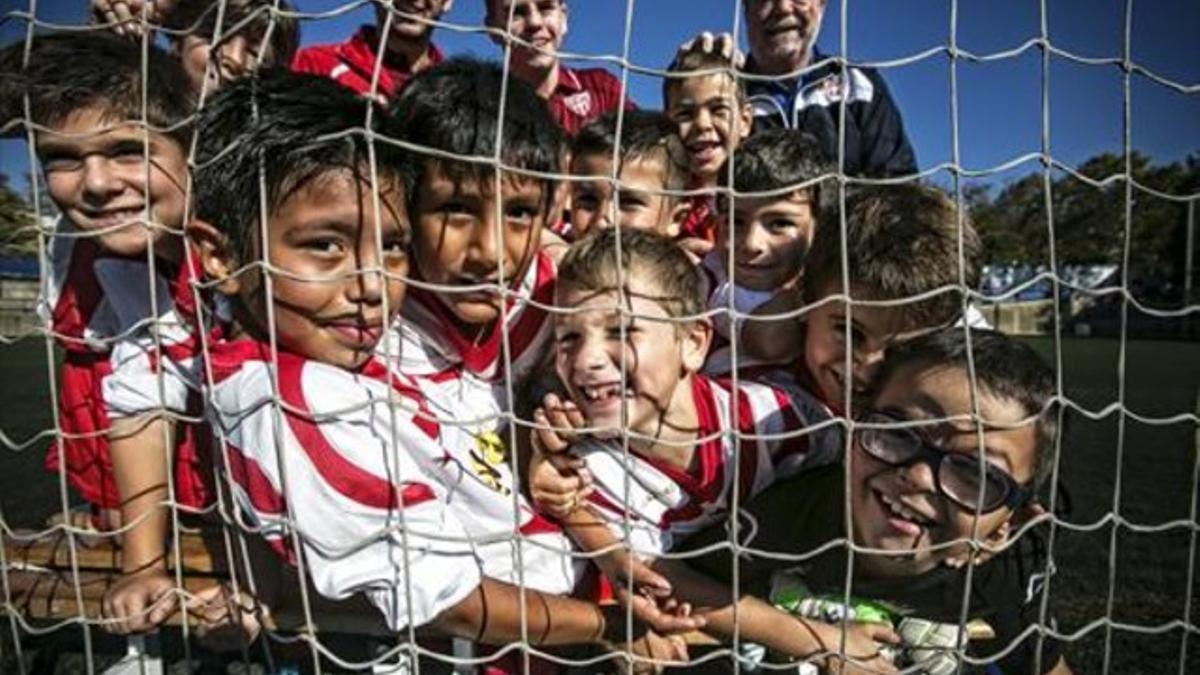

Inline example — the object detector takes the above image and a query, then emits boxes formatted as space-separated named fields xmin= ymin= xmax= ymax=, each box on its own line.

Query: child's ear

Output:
xmin=186 ymin=218 xmax=242 ymax=296
xmin=945 ymin=519 xmax=1012 ymax=569
xmin=736 ymin=100 xmax=754 ymax=143
xmin=665 ymin=199 xmax=691 ymax=239
xmin=680 ymin=318 xmax=713 ymax=374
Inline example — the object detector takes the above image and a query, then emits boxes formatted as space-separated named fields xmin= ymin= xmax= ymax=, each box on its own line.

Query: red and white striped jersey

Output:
xmin=698 ymin=251 xmax=784 ymax=379
xmin=390 ymin=250 xmax=556 ymax=385
xmin=207 ymin=339 xmax=482 ymax=630
xmin=573 ymin=374 xmax=840 ymax=558
xmin=42 ymin=219 xmax=213 ymax=508
xmin=380 ymin=250 xmax=581 ymax=593
xmin=43 ymin=219 xmax=205 ymax=418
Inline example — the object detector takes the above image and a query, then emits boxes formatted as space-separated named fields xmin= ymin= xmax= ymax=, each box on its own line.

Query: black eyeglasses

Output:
xmin=855 ymin=410 xmax=1032 ymax=514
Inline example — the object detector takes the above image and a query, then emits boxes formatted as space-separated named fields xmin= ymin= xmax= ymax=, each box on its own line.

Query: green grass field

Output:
xmin=1 ymin=335 xmax=1197 ymax=672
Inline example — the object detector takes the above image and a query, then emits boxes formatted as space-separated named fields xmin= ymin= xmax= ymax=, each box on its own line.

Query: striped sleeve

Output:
xmin=214 ymin=357 xmax=481 ymax=631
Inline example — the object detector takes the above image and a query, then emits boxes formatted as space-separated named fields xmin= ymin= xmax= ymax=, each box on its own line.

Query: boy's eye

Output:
xmin=767 ymin=217 xmax=798 ymax=232
xmin=382 ymin=238 xmax=409 ymax=258
xmin=618 ymin=192 xmax=647 ymax=209
xmin=41 ymin=155 xmax=83 ymax=172
xmin=300 ymin=238 xmax=345 ymax=255
xmin=441 ymin=200 xmax=472 ymax=216
xmin=506 ymin=204 xmax=539 ymax=222
xmin=110 ymin=142 xmax=147 ymax=164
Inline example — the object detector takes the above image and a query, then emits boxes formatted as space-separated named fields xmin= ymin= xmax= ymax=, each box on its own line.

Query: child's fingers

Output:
xmin=562 ymin=401 xmax=586 ymax=429
xmin=146 ymin=591 xmax=177 ymax=627
xmin=864 ymin=623 xmax=901 ymax=645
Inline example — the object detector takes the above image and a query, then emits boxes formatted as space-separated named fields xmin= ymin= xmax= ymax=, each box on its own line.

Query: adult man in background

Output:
xmin=687 ymin=0 xmax=916 ymax=177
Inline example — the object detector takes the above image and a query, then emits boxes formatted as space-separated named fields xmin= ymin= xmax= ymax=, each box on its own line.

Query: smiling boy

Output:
xmin=700 ymin=128 xmax=833 ymax=377
xmin=1 ymin=33 xmax=215 ymax=634
xmin=744 ymin=183 xmax=980 ymax=416
xmin=568 ymin=110 xmax=691 ymax=240
xmin=292 ymin=0 xmax=450 ymax=102
xmin=664 ymin=48 xmax=753 ymax=245
xmin=678 ymin=329 xmax=1072 ymax=674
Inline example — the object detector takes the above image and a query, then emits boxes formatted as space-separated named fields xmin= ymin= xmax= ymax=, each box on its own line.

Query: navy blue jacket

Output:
xmin=746 ymin=52 xmax=917 ymax=178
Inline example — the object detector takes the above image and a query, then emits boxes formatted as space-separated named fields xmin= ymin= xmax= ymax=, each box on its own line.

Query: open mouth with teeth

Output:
xmin=687 ymin=140 xmax=723 ymax=167
xmin=82 ymin=207 xmax=146 ymax=229
xmin=876 ymin=489 xmax=938 ymax=536
xmin=577 ymin=382 xmax=635 ymax=405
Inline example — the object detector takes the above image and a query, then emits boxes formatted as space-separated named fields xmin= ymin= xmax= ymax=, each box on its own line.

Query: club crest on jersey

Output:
xmin=562 ymin=91 xmax=593 ymax=117
xmin=468 ymin=430 xmax=511 ymax=496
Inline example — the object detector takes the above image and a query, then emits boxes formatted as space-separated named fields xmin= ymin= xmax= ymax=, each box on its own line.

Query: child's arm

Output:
xmin=654 ymin=557 xmax=899 ymax=673
xmin=739 ymin=287 xmax=805 ymax=364
xmin=102 ymin=414 xmax=176 ymax=634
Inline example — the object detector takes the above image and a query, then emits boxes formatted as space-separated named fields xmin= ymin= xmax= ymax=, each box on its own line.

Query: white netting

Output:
xmin=1 ymin=1 xmax=1198 ymax=674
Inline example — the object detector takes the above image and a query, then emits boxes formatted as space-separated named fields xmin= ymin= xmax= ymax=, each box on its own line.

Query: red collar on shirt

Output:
xmin=408 ymin=251 xmax=555 ymax=379
xmin=338 ymin=26 xmax=443 ymax=97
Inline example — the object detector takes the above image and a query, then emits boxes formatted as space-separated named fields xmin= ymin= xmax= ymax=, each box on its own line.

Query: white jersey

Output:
xmin=207 ymin=340 xmax=483 ymax=631
xmin=42 ymin=217 xmax=205 ymax=419
xmin=381 ymin=250 xmax=582 ymax=593
xmin=698 ymin=251 xmax=781 ymax=378
xmin=573 ymin=375 xmax=840 ymax=558
xmin=391 ymin=250 xmax=556 ymax=384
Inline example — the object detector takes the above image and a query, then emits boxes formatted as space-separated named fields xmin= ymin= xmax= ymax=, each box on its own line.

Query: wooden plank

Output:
xmin=4 ymin=528 xmax=226 ymax=576
xmin=2 ymin=567 xmax=392 ymax=636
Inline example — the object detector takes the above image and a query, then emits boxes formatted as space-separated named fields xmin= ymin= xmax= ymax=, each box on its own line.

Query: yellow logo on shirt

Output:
xmin=468 ymin=430 xmax=511 ymax=496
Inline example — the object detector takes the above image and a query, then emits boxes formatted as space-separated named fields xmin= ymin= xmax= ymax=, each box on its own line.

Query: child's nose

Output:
xmin=81 ymin=156 xmax=124 ymax=203
xmin=466 ymin=214 xmax=502 ymax=273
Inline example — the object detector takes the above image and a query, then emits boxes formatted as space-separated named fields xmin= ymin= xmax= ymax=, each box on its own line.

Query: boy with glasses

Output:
xmin=676 ymin=328 xmax=1073 ymax=674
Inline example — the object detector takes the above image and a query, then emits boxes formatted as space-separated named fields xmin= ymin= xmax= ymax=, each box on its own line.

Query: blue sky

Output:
xmin=1 ymin=0 xmax=1197 ymax=196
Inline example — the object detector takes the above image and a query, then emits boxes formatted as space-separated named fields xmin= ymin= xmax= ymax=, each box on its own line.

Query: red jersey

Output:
xmin=679 ymin=194 xmax=718 ymax=243
xmin=291 ymin=26 xmax=443 ymax=103
xmin=546 ymin=66 xmax=634 ymax=136
xmin=43 ymin=218 xmax=213 ymax=509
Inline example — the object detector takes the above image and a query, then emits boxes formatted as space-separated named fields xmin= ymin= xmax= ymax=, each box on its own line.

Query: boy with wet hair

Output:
xmin=750 ymin=182 xmax=981 ymax=414
xmin=676 ymin=328 xmax=1072 ymax=674
xmin=568 ymin=110 xmax=691 ymax=240
xmin=386 ymin=56 xmax=594 ymax=604
xmin=663 ymin=47 xmax=753 ymax=245
xmin=701 ymin=128 xmax=834 ymax=377
xmin=189 ymin=69 xmax=684 ymax=654
xmin=0 ymin=32 xmax=212 ymax=632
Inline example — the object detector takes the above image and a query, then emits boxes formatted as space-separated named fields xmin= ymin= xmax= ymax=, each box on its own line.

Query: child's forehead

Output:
xmin=36 ymin=105 xmax=172 ymax=147
xmin=423 ymin=160 xmax=547 ymax=198
xmin=670 ymin=72 xmax=741 ymax=104
xmin=732 ymin=189 xmax=814 ymax=214
xmin=572 ymin=151 xmax=612 ymax=174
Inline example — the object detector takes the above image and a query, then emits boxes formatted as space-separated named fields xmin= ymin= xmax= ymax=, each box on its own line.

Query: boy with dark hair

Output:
xmin=663 ymin=48 xmax=753 ymax=245
xmin=0 ymin=32 xmax=210 ymax=632
xmin=701 ymin=128 xmax=833 ymax=376
xmin=292 ymin=0 xmax=450 ymax=102
xmin=568 ymin=110 xmax=690 ymax=240
xmin=188 ymin=69 xmax=686 ymax=656
xmin=483 ymin=0 xmax=632 ymax=135
xmin=160 ymin=0 xmax=300 ymax=93
xmin=676 ymin=328 xmax=1072 ymax=674
xmin=749 ymin=182 xmax=981 ymax=413
xmin=385 ymin=57 xmax=596 ymax=605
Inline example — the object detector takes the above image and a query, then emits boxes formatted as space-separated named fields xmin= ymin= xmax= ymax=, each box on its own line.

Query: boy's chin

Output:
xmin=444 ymin=299 xmax=503 ymax=329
